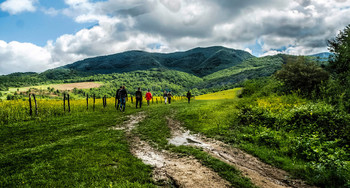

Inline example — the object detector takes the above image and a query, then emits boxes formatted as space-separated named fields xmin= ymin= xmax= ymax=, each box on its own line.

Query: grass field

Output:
xmin=177 ymin=91 xmax=350 ymax=187
xmin=0 ymin=93 xmax=255 ymax=187
xmin=0 ymin=108 xmax=156 ymax=187
xmin=1 ymin=88 xmax=348 ymax=187
xmin=8 ymin=82 xmax=104 ymax=92
xmin=195 ymin=88 xmax=242 ymax=100
xmin=0 ymin=82 xmax=104 ymax=100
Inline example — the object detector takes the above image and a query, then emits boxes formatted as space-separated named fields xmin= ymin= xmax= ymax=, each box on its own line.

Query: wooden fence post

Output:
xmin=115 ymin=91 xmax=117 ymax=108
xmin=63 ymin=94 xmax=66 ymax=112
xmin=29 ymin=94 xmax=32 ymax=116
xmin=93 ymin=94 xmax=96 ymax=111
xmin=86 ymin=94 xmax=89 ymax=110
xmin=33 ymin=94 xmax=38 ymax=115
xmin=103 ymin=95 xmax=107 ymax=108
xmin=131 ymin=96 xmax=133 ymax=104
xmin=67 ymin=94 xmax=70 ymax=112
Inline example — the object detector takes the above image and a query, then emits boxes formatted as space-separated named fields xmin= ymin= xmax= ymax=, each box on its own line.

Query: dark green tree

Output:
xmin=275 ymin=56 xmax=329 ymax=95
xmin=328 ymin=24 xmax=350 ymax=82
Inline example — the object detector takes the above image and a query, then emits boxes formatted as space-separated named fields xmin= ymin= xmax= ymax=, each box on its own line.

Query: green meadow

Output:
xmin=1 ymin=87 xmax=349 ymax=187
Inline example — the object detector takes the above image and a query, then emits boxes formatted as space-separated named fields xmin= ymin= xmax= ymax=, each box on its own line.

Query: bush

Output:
xmin=237 ymin=99 xmax=350 ymax=187
xmin=238 ymin=100 xmax=350 ymax=145
xmin=291 ymin=135 xmax=350 ymax=187
xmin=328 ymin=24 xmax=350 ymax=82
xmin=275 ymin=56 xmax=329 ymax=96
xmin=0 ymin=85 xmax=8 ymax=91
xmin=287 ymin=103 xmax=350 ymax=143
xmin=240 ymin=77 xmax=282 ymax=97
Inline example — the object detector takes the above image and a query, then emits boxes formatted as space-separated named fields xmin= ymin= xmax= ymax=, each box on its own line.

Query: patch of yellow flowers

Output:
xmin=257 ymin=96 xmax=306 ymax=113
xmin=0 ymin=95 xmax=187 ymax=125
xmin=196 ymin=88 xmax=242 ymax=100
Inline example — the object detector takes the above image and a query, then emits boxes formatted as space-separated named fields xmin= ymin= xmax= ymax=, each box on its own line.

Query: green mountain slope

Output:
xmin=196 ymin=55 xmax=285 ymax=89
xmin=62 ymin=46 xmax=254 ymax=77
xmin=0 ymin=53 xmax=286 ymax=95
xmin=83 ymin=68 xmax=204 ymax=97
xmin=1 ymin=47 xmax=316 ymax=96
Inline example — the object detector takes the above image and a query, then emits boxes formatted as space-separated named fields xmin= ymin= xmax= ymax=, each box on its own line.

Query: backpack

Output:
xmin=136 ymin=91 xmax=142 ymax=98
xmin=116 ymin=89 xmax=121 ymax=99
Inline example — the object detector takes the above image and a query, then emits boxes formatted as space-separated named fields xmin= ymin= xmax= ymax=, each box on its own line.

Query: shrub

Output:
xmin=240 ymin=77 xmax=282 ymax=97
xmin=237 ymin=99 xmax=350 ymax=187
xmin=238 ymin=100 xmax=350 ymax=145
xmin=287 ymin=103 xmax=350 ymax=142
xmin=275 ymin=56 xmax=329 ymax=96
xmin=328 ymin=24 xmax=350 ymax=82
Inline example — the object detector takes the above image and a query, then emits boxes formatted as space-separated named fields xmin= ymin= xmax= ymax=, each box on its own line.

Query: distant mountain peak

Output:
xmin=59 ymin=46 xmax=254 ymax=77
xmin=309 ymin=52 xmax=332 ymax=58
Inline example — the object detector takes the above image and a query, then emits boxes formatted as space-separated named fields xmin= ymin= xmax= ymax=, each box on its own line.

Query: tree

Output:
xmin=328 ymin=24 xmax=350 ymax=82
xmin=275 ymin=56 xmax=329 ymax=95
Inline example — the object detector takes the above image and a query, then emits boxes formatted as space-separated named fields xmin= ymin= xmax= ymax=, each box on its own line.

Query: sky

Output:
xmin=0 ymin=0 xmax=350 ymax=75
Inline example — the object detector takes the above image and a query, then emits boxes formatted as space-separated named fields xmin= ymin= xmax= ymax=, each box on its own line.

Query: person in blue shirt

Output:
xmin=119 ymin=86 xmax=128 ymax=112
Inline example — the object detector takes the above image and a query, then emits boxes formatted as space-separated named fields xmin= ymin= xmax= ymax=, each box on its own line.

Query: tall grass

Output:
xmin=175 ymin=86 xmax=350 ymax=187
xmin=0 ymin=106 xmax=156 ymax=187
xmin=0 ymin=96 xmax=187 ymax=125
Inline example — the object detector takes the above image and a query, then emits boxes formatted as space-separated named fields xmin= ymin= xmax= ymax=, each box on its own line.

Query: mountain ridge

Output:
xmin=0 ymin=47 xmax=330 ymax=95
xmin=61 ymin=46 xmax=255 ymax=77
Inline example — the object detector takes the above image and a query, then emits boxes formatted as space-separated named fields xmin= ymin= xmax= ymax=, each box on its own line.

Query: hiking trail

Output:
xmin=166 ymin=118 xmax=317 ymax=188
xmin=111 ymin=112 xmax=317 ymax=188
xmin=112 ymin=112 xmax=231 ymax=187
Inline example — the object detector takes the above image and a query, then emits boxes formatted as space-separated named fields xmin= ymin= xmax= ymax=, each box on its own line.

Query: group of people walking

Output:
xmin=116 ymin=86 xmax=128 ymax=112
xmin=115 ymin=86 xmax=192 ymax=112
xmin=163 ymin=90 xmax=172 ymax=104
xmin=135 ymin=88 xmax=153 ymax=108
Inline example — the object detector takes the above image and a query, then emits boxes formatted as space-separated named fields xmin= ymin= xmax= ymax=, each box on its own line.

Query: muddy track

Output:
xmin=166 ymin=118 xmax=317 ymax=188
xmin=112 ymin=112 xmax=231 ymax=188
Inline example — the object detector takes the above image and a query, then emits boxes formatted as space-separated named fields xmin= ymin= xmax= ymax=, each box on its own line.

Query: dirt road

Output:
xmin=112 ymin=112 xmax=231 ymax=187
xmin=111 ymin=112 xmax=316 ymax=188
xmin=167 ymin=118 xmax=316 ymax=188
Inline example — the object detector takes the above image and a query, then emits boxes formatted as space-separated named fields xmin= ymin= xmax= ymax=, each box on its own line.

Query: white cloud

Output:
xmin=261 ymin=50 xmax=282 ymax=57
xmin=244 ymin=48 xmax=253 ymax=55
xmin=41 ymin=7 xmax=60 ymax=16
xmin=47 ymin=21 xmax=168 ymax=68
xmin=0 ymin=0 xmax=37 ymax=15
xmin=159 ymin=0 xmax=181 ymax=12
xmin=0 ymin=40 xmax=53 ymax=75
xmin=1 ymin=0 xmax=350 ymax=74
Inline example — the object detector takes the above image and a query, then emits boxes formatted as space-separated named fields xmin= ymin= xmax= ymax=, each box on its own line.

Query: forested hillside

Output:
xmin=198 ymin=55 xmax=285 ymax=90
xmin=0 ymin=46 xmax=328 ymax=99
xmin=62 ymin=46 xmax=254 ymax=76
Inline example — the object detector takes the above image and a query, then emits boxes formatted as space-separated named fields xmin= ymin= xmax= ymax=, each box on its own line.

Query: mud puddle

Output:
xmin=112 ymin=112 xmax=231 ymax=188
xmin=167 ymin=118 xmax=317 ymax=188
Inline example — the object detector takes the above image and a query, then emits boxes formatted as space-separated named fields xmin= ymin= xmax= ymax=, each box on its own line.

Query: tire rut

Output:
xmin=112 ymin=112 xmax=231 ymax=188
xmin=166 ymin=118 xmax=317 ymax=188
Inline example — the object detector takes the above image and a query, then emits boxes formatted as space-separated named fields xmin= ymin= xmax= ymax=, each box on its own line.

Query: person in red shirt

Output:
xmin=145 ymin=89 xmax=153 ymax=106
